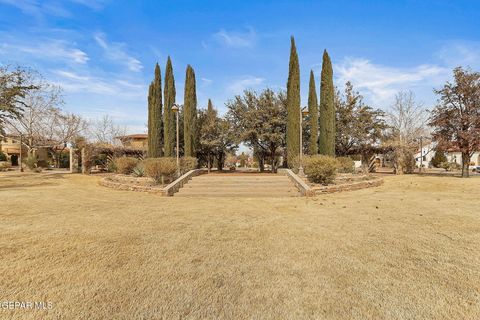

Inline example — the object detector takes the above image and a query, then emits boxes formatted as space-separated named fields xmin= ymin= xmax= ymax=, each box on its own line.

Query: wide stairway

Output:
xmin=174 ymin=173 xmax=300 ymax=197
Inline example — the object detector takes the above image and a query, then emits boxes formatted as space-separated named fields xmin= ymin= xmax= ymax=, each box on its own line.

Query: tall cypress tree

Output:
xmin=308 ymin=70 xmax=318 ymax=155
xmin=319 ymin=50 xmax=335 ymax=156
xmin=183 ymin=65 xmax=197 ymax=157
xmin=286 ymin=36 xmax=300 ymax=167
xmin=163 ymin=56 xmax=176 ymax=157
xmin=147 ymin=63 xmax=163 ymax=157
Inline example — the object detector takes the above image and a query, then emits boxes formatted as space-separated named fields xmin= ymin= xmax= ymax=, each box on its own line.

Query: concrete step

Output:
xmin=185 ymin=181 xmax=294 ymax=187
xmin=175 ymin=192 xmax=300 ymax=198
xmin=178 ymin=187 xmax=297 ymax=193
xmin=189 ymin=177 xmax=290 ymax=182
xmin=173 ymin=174 xmax=300 ymax=197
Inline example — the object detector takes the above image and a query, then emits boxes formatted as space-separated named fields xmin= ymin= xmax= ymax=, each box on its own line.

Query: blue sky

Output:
xmin=1 ymin=0 xmax=479 ymax=133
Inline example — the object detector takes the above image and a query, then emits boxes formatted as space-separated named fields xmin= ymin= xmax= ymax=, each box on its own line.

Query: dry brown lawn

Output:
xmin=0 ymin=172 xmax=479 ymax=319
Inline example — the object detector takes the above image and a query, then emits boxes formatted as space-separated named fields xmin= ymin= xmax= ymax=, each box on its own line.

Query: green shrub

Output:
xmin=132 ymin=163 xmax=145 ymax=177
xmin=0 ymin=161 xmax=12 ymax=172
xmin=289 ymin=155 xmax=301 ymax=173
xmin=143 ymin=157 xmax=177 ymax=185
xmin=180 ymin=157 xmax=197 ymax=174
xmin=336 ymin=156 xmax=355 ymax=173
xmin=115 ymin=157 xmax=138 ymax=174
xmin=304 ymin=155 xmax=339 ymax=185
xmin=0 ymin=151 xmax=7 ymax=161
xmin=440 ymin=161 xmax=461 ymax=171
xmin=430 ymin=150 xmax=447 ymax=168
xmin=107 ymin=159 xmax=117 ymax=173
xmin=25 ymin=155 xmax=38 ymax=170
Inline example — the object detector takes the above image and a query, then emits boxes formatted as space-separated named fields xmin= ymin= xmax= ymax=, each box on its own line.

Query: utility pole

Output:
xmin=19 ymin=134 xmax=23 ymax=172
xmin=419 ymin=136 xmax=423 ymax=173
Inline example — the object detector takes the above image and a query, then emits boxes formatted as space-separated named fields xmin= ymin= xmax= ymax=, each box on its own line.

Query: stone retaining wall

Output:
xmin=99 ymin=175 xmax=166 ymax=195
xmin=311 ymin=177 xmax=383 ymax=194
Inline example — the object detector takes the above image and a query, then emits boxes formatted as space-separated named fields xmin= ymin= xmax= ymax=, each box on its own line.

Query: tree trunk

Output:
xmin=461 ymin=152 xmax=470 ymax=178
xmin=207 ymin=155 xmax=211 ymax=173
xmin=259 ymin=157 xmax=264 ymax=172
xmin=217 ymin=152 xmax=224 ymax=172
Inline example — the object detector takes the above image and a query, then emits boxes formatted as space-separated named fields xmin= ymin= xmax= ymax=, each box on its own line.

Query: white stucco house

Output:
xmin=414 ymin=142 xmax=480 ymax=168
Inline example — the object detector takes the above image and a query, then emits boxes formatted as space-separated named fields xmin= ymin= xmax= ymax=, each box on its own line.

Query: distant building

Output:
xmin=116 ymin=134 xmax=148 ymax=150
xmin=0 ymin=135 xmax=27 ymax=166
xmin=445 ymin=150 xmax=480 ymax=167
xmin=0 ymin=135 xmax=50 ymax=166
xmin=414 ymin=142 xmax=480 ymax=167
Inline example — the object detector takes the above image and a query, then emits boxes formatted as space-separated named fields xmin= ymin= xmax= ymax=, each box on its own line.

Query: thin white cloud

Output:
xmin=69 ymin=0 xmax=108 ymax=10
xmin=0 ymin=40 xmax=89 ymax=64
xmin=52 ymin=69 xmax=145 ymax=97
xmin=201 ymin=77 xmax=213 ymax=86
xmin=436 ymin=41 xmax=480 ymax=69
xmin=335 ymin=58 xmax=447 ymax=105
xmin=213 ymin=27 xmax=256 ymax=48
xmin=227 ymin=76 xmax=265 ymax=94
xmin=94 ymin=33 xmax=143 ymax=72
xmin=0 ymin=0 xmax=106 ymax=17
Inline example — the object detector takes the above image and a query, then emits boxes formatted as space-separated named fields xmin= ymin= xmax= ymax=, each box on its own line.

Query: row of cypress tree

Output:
xmin=286 ymin=36 xmax=335 ymax=166
xmin=147 ymin=57 xmax=197 ymax=158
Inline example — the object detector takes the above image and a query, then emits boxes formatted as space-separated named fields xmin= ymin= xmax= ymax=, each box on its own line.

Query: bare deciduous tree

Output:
xmin=386 ymin=91 xmax=428 ymax=174
xmin=89 ymin=115 xmax=127 ymax=145
xmin=6 ymin=80 xmax=87 ymax=167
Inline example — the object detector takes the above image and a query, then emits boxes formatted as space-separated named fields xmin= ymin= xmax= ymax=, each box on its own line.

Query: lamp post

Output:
xmin=19 ymin=134 xmax=23 ymax=172
xmin=172 ymin=104 xmax=180 ymax=176
xmin=298 ymin=106 xmax=309 ymax=177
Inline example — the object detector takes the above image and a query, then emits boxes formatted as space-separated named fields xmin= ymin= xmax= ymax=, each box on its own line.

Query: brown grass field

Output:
xmin=0 ymin=172 xmax=479 ymax=319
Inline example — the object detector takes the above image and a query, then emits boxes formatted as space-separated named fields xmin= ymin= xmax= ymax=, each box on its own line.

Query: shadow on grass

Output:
xmin=0 ymin=172 xmax=67 ymax=190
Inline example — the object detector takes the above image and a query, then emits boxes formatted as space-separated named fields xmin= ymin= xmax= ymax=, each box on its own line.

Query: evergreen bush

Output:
xmin=132 ymin=163 xmax=145 ymax=177
xmin=336 ymin=156 xmax=355 ymax=173
xmin=0 ymin=151 xmax=7 ymax=161
xmin=180 ymin=157 xmax=197 ymax=174
xmin=25 ymin=155 xmax=38 ymax=170
xmin=304 ymin=155 xmax=339 ymax=185
xmin=144 ymin=157 xmax=177 ymax=185
xmin=0 ymin=162 xmax=11 ymax=171
xmin=115 ymin=157 xmax=138 ymax=175
xmin=431 ymin=151 xmax=447 ymax=168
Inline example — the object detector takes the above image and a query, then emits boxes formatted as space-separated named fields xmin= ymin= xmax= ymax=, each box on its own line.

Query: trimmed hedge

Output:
xmin=180 ymin=157 xmax=197 ymax=174
xmin=336 ymin=156 xmax=355 ymax=173
xmin=115 ymin=157 xmax=138 ymax=174
xmin=143 ymin=157 xmax=177 ymax=185
xmin=304 ymin=155 xmax=339 ymax=185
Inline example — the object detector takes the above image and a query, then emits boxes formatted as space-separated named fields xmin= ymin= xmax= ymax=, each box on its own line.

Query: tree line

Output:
xmin=146 ymin=37 xmax=480 ymax=178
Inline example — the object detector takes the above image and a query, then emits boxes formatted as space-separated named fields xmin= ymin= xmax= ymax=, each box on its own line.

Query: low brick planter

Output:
xmin=99 ymin=174 xmax=167 ymax=195
xmin=311 ymin=176 xmax=384 ymax=194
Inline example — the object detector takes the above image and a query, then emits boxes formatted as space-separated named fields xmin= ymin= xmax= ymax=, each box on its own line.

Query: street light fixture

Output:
xmin=298 ymin=106 xmax=309 ymax=177
xmin=171 ymin=104 xmax=180 ymax=176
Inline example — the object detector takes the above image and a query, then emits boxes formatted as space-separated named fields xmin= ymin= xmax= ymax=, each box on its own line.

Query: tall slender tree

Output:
xmin=286 ymin=36 xmax=300 ymax=167
xmin=319 ymin=50 xmax=335 ymax=156
xmin=147 ymin=63 xmax=163 ymax=157
xmin=308 ymin=70 xmax=318 ymax=155
xmin=163 ymin=56 xmax=176 ymax=157
xmin=183 ymin=65 xmax=197 ymax=157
